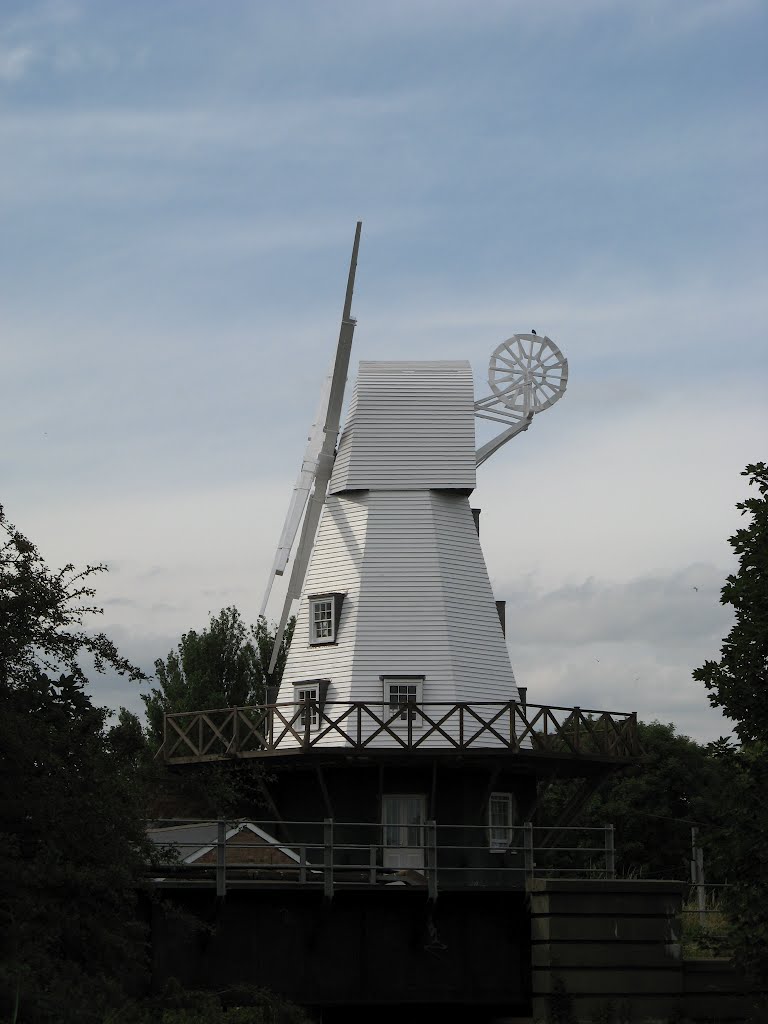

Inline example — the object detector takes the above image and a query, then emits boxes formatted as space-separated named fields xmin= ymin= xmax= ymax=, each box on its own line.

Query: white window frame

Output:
xmin=488 ymin=792 xmax=515 ymax=852
xmin=381 ymin=676 xmax=424 ymax=729
xmin=291 ymin=678 xmax=330 ymax=732
xmin=310 ymin=597 xmax=335 ymax=644
xmin=296 ymin=685 xmax=319 ymax=730
xmin=308 ymin=593 xmax=344 ymax=646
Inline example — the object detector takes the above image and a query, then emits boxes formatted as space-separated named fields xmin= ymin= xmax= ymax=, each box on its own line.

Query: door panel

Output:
xmin=382 ymin=794 xmax=426 ymax=870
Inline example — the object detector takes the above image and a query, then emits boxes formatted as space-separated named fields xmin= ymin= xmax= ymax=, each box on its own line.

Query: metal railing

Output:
xmin=161 ymin=700 xmax=640 ymax=763
xmin=146 ymin=818 xmax=619 ymax=898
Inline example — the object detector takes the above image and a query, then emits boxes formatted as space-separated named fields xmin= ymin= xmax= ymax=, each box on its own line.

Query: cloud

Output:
xmin=263 ymin=0 xmax=761 ymax=48
xmin=514 ymin=638 xmax=735 ymax=744
xmin=79 ymin=621 xmax=175 ymax=720
xmin=501 ymin=564 xmax=737 ymax=742
xmin=0 ymin=89 xmax=440 ymax=212
xmin=475 ymin=385 xmax=765 ymax=589
xmin=640 ymin=0 xmax=760 ymax=40
xmin=2 ymin=0 xmax=82 ymax=35
xmin=363 ymin=273 xmax=768 ymax=363
xmin=0 ymin=90 xmax=433 ymax=149
xmin=0 ymin=45 xmax=36 ymax=80
xmin=494 ymin=560 xmax=739 ymax=742
xmin=6 ymin=477 xmax=293 ymax=632
xmin=505 ymin=564 xmax=732 ymax=649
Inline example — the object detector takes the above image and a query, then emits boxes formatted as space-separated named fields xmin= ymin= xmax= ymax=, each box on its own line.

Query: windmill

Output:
xmin=155 ymin=228 xmax=645 ymax=1011
xmin=261 ymin=223 xmax=569 ymax=749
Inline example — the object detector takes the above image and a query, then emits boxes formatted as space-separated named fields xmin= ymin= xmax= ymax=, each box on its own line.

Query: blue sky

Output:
xmin=2 ymin=0 xmax=766 ymax=741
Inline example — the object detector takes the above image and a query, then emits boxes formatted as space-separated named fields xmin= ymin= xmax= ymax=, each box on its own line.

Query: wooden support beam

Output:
xmin=323 ymin=818 xmax=334 ymax=901
xmin=254 ymin=771 xmax=296 ymax=844
xmin=429 ymin=759 xmax=438 ymax=819
xmin=216 ymin=819 xmax=226 ymax=898
xmin=315 ymin=764 xmax=334 ymax=819
xmin=426 ymin=819 xmax=438 ymax=902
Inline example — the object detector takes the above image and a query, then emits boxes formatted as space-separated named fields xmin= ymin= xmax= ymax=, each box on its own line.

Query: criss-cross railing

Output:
xmin=161 ymin=700 xmax=640 ymax=764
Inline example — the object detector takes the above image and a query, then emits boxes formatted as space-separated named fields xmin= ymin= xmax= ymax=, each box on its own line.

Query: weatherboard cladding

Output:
xmin=277 ymin=492 xmax=521 ymax=749
xmin=278 ymin=493 xmax=368 ymax=699
xmin=329 ymin=361 xmax=476 ymax=493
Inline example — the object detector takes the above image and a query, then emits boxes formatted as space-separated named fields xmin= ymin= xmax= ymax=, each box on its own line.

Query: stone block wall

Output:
xmin=528 ymin=878 xmax=757 ymax=1023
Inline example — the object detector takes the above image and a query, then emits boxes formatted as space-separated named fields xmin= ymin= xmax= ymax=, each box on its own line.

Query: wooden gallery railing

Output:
xmin=161 ymin=700 xmax=640 ymax=764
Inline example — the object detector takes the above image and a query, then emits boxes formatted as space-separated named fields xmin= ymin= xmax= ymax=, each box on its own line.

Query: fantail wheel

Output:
xmin=488 ymin=334 xmax=568 ymax=415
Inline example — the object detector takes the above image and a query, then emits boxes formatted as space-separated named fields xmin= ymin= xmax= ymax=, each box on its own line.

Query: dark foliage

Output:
xmin=143 ymin=607 xmax=295 ymax=749
xmin=0 ymin=508 xmax=151 ymax=1023
xmin=141 ymin=607 xmax=295 ymax=819
xmin=112 ymin=978 xmax=314 ymax=1022
xmin=693 ymin=464 xmax=768 ymax=993
xmin=693 ymin=462 xmax=768 ymax=744
xmin=0 ymin=505 xmax=147 ymax=690
xmin=539 ymin=720 xmax=731 ymax=880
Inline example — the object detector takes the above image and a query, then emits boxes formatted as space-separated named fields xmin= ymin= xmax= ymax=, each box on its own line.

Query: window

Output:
xmin=388 ymin=682 xmax=419 ymax=720
xmin=381 ymin=675 xmax=424 ymax=726
xmin=297 ymin=687 xmax=318 ymax=728
xmin=308 ymin=593 xmax=345 ymax=645
xmin=292 ymin=678 xmax=330 ymax=731
xmin=488 ymin=792 xmax=515 ymax=851
xmin=312 ymin=599 xmax=333 ymax=641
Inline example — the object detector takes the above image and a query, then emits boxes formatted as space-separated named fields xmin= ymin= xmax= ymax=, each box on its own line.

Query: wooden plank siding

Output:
xmin=329 ymin=361 xmax=477 ymax=493
xmin=276 ymin=492 xmax=369 ymax=705
xmin=276 ymin=490 xmax=523 ymax=748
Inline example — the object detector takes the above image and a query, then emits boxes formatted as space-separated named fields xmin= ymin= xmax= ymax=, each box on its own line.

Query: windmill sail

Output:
xmin=258 ymin=371 xmax=331 ymax=616
xmin=263 ymin=222 xmax=362 ymax=669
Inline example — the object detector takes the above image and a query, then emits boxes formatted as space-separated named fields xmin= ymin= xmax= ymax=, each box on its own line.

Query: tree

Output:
xmin=142 ymin=606 xmax=295 ymax=748
xmin=0 ymin=507 xmax=151 ymax=1024
xmin=0 ymin=507 xmax=144 ymax=691
xmin=693 ymin=463 xmax=768 ymax=993
xmin=694 ymin=462 xmax=768 ymax=744
xmin=539 ymin=720 xmax=731 ymax=880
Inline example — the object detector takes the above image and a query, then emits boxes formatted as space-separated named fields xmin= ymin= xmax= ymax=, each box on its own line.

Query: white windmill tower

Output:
xmin=261 ymin=224 xmax=568 ymax=751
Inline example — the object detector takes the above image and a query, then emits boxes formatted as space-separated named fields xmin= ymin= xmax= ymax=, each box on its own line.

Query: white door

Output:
xmin=382 ymin=794 xmax=426 ymax=870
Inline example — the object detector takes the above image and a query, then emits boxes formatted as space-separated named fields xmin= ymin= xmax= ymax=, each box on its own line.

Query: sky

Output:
xmin=2 ymin=0 xmax=766 ymax=743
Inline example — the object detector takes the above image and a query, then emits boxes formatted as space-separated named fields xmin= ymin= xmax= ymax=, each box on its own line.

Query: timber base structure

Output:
xmin=149 ymin=887 xmax=531 ymax=1021
xmin=150 ymin=701 xmax=652 ymax=1018
xmin=146 ymin=877 xmax=757 ymax=1022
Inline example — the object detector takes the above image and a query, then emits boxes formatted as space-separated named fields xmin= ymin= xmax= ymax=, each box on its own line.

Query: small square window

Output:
xmin=488 ymin=792 xmax=515 ymax=851
xmin=381 ymin=676 xmax=424 ymax=727
xmin=308 ymin=593 xmax=345 ymax=646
